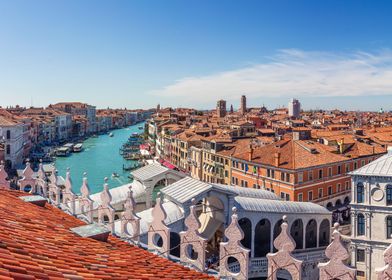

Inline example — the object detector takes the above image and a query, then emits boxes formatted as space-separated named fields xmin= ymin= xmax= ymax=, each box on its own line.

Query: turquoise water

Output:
xmin=55 ymin=122 xmax=145 ymax=194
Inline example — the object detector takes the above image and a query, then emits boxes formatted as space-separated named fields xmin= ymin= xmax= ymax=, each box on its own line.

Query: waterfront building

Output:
xmin=0 ymin=114 xmax=25 ymax=168
xmin=289 ymin=98 xmax=301 ymax=118
xmin=51 ymin=102 xmax=97 ymax=134
xmin=216 ymin=99 xmax=227 ymax=118
xmin=350 ymin=149 xmax=392 ymax=279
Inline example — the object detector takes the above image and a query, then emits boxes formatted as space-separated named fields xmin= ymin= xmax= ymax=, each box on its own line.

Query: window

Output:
xmin=357 ymin=271 xmax=365 ymax=277
xmin=357 ymin=214 xmax=365 ymax=236
xmin=356 ymin=249 xmax=365 ymax=262
xmin=280 ymin=192 xmax=285 ymax=199
xmin=387 ymin=185 xmax=392 ymax=206
xmin=308 ymin=170 xmax=313 ymax=181
xmin=345 ymin=181 xmax=350 ymax=190
xmin=328 ymin=167 xmax=332 ymax=177
xmin=224 ymin=170 xmax=228 ymax=177
xmin=361 ymin=160 xmax=365 ymax=166
xmin=6 ymin=130 xmax=10 ymax=139
xmin=318 ymin=169 xmax=323 ymax=179
xmin=337 ymin=183 xmax=341 ymax=193
xmin=6 ymin=145 xmax=10 ymax=155
xmin=298 ymin=193 xmax=303 ymax=201
xmin=345 ymin=164 xmax=350 ymax=173
xmin=387 ymin=216 xmax=392 ymax=239
xmin=318 ymin=188 xmax=323 ymax=198
xmin=308 ymin=191 xmax=313 ymax=201
xmin=337 ymin=165 xmax=341 ymax=174
xmin=285 ymin=173 xmax=290 ymax=182
xmin=357 ymin=182 xmax=364 ymax=203
xmin=285 ymin=193 xmax=290 ymax=201
xmin=328 ymin=186 xmax=332 ymax=196
xmin=298 ymin=172 xmax=303 ymax=183
xmin=354 ymin=161 xmax=358 ymax=170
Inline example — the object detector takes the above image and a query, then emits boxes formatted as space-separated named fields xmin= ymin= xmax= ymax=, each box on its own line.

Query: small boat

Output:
xmin=132 ymin=132 xmax=139 ymax=137
xmin=73 ymin=143 xmax=83 ymax=152
xmin=109 ymin=133 xmax=114 ymax=137
xmin=112 ymin=172 xmax=119 ymax=178
xmin=55 ymin=147 xmax=70 ymax=157
xmin=138 ymin=126 xmax=143 ymax=130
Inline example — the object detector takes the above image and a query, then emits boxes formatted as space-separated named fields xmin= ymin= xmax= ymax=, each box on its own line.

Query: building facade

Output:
xmin=350 ymin=150 xmax=392 ymax=279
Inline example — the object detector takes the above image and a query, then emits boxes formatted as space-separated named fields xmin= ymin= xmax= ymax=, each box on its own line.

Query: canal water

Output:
xmin=55 ymin=122 xmax=145 ymax=194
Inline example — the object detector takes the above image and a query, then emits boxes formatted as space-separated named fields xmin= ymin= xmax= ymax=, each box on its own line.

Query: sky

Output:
xmin=1 ymin=0 xmax=392 ymax=111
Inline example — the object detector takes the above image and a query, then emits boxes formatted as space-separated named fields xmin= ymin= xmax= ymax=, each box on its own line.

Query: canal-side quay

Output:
xmin=54 ymin=122 xmax=146 ymax=193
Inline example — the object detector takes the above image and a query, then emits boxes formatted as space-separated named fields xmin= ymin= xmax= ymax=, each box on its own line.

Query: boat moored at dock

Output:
xmin=73 ymin=143 xmax=83 ymax=152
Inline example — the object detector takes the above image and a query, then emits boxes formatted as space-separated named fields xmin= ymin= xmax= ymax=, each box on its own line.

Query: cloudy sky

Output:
xmin=1 ymin=0 xmax=392 ymax=110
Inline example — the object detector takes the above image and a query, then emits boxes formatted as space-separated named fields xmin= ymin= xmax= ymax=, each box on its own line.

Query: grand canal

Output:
xmin=55 ymin=122 xmax=145 ymax=194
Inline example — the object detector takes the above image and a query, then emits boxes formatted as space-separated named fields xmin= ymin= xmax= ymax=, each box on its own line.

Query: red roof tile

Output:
xmin=0 ymin=190 xmax=212 ymax=280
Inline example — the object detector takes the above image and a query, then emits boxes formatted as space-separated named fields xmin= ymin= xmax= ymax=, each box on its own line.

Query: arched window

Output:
xmin=357 ymin=214 xmax=365 ymax=236
xmin=387 ymin=185 xmax=392 ymax=206
xmin=290 ymin=219 xmax=303 ymax=249
xmin=238 ymin=218 xmax=252 ymax=251
xmin=273 ymin=219 xmax=284 ymax=252
xmin=326 ymin=202 xmax=333 ymax=210
xmin=357 ymin=183 xmax=364 ymax=203
xmin=387 ymin=216 xmax=392 ymax=239
xmin=254 ymin=219 xmax=271 ymax=257
xmin=305 ymin=219 xmax=317 ymax=248
xmin=319 ymin=219 xmax=330 ymax=246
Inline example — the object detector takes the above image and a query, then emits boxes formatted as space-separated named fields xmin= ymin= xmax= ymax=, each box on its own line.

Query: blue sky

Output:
xmin=1 ymin=0 xmax=392 ymax=110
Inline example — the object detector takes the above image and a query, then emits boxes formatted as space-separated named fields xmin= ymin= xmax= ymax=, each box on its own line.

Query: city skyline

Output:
xmin=1 ymin=0 xmax=392 ymax=110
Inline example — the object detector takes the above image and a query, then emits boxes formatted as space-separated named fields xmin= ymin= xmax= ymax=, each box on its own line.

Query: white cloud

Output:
xmin=150 ymin=49 xmax=392 ymax=105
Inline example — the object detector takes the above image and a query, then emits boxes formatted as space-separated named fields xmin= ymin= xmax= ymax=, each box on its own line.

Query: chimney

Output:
xmin=274 ymin=152 xmax=281 ymax=166
xmin=248 ymin=144 xmax=253 ymax=161
xmin=372 ymin=146 xmax=375 ymax=155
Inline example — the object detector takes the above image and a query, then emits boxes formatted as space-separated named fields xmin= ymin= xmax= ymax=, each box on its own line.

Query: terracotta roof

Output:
xmin=0 ymin=189 xmax=212 ymax=280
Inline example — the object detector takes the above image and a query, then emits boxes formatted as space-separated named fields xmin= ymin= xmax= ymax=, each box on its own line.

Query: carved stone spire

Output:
xmin=267 ymin=215 xmax=303 ymax=280
xmin=147 ymin=193 xmax=170 ymax=257
xmin=97 ymin=177 xmax=115 ymax=233
xmin=18 ymin=159 xmax=36 ymax=193
xmin=62 ymin=168 xmax=76 ymax=215
xmin=79 ymin=172 xmax=94 ymax=223
xmin=180 ymin=198 xmax=207 ymax=271
xmin=0 ymin=161 xmax=10 ymax=190
xmin=376 ymin=232 xmax=392 ymax=279
xmin=219 ymin=207 xmax=250 ymax=280
xmin=121 ymin=185 xmax=140 ymax=241
xmin=318 ymin=223 xmax=356 ymax=280
xmin=37 ymin=159 xmax=46 ymax=181
xmin=48 ymin=169 xmax=61 ymax=206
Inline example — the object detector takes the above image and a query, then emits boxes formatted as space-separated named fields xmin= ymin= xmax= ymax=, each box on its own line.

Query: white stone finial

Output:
xmin=18 ymin=159 xmax=36 ymax=193
xmin=267 ymin=216 xmax=303 ymax=280
xmin=48 ymin=169 xmax=61 ymax=206
xmin=219 ymin=208 xmax=250 ymax=280
xmin=180 ymin=197 xmax=207 ymax=271
xmin=376 ymin=243 xmax=392 ymax=279
xmin=79 ymin=172 xmax=94 ymax=224
xmin=97 ymin=178 xmax=115 ymax=233
xmin=318 ymin=222 xmax=356 ymax=279
xmin=121 ymin=187 xmax=140 ymax=241
xmin=147 ymin=196 xmax=170 ymax=257
xmin=62 ymin=167 xmax=76 ymax=215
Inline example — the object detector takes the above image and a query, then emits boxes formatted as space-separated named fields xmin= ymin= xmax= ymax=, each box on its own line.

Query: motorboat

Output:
xmin=73 ymin=143 xmax=83 ymax=152
xmin=112 ymin=172 xmax=119 ymax=178
xmin=109 ymin=132 xmax=114 ymax=137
